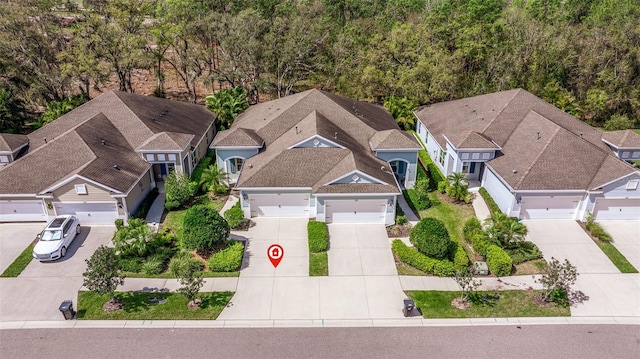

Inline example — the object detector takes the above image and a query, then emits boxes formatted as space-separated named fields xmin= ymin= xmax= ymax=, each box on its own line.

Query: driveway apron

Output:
xmin=598 ymin=221 xmax=640 ymax=270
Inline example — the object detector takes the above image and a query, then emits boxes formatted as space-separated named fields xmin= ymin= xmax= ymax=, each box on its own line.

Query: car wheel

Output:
xmin=61 ymin=246 xmax=67 ymax=258
xmin=76 ymin=225 xmax=81 ymax=234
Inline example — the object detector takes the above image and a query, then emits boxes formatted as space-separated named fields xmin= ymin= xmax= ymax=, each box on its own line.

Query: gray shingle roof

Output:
xmin=0 ymin=92 xmax=215 ymax=195
xmin=137 ymin=132 xmax=194 ymax=151
xmin=602 ymin=130 xmax=640 ymax=149
xmin=225 ymin=89 xmax=406 ymax=194
xmin=415 ymin=89 xmax=638 ymax=191
xmin=212 ymin=128 xmax=264 ymax=147
xmin=0 ymin=133 xmax=29 ymax=152
xmin=370 ymin=129 xmax=421 ymax=150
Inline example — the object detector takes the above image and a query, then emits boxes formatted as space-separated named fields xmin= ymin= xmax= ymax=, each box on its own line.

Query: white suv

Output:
xmin=33 ymin=215 xmax=81 ymax=261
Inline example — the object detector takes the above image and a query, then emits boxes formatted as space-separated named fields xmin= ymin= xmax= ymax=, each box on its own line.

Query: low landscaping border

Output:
xmin=308 ymin=221 xmax=329 ymax=276
xmin=594 ymin=241 xmax=638 ymax=273
xmin=406 ymin=290 xmax=570 ymax=318
xmin=478 ymin=187 xmax=500 ymax=214
xmin=0 ymin=243 xmax=35 ymax=277
xmin=121 ymin=271 xmax=240 ymax=278
xmin=76 ymin=291 xmax=233 ymax=320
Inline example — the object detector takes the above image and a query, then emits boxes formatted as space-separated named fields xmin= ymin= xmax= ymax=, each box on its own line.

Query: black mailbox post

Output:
xmin=59 ymin=300 xmax=75 ymax=320
xmin=403 ymin=299 xmax=415 ymax=317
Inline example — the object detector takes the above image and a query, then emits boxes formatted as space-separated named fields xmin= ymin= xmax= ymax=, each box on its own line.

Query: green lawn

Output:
xmin=0 ymin=244 xmax=35 ymax=277
xmin=77 ymin=291 xmax=233 ymax=320
xmin=162 ymin=195 xmax=225 ymax=240
xmin=309 ymin=252 xmax=328 ymax=276
xmin=121 ymin=270 xmax=239 ymax=278
xmin=420 ymin=191 xmax=476 ymax=259
xmin=595 ymin=241 xmax=638 ymax=273
xmin=633 ymin=129 xmax=640 ymax=135
xmin=407 ymin=290 xmax=570 ymax=318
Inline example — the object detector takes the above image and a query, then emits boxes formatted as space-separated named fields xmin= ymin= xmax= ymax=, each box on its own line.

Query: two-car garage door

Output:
xmin=593 ymin=198 xmax=640 ymax=220
xmin=0 ymin=200 xmax=47 ymax=222
xmin=325 ymin=199 xmax=387 ymax=224
xmin=519 ymin=196 xmax=580 ymax=220
xmin=54 ymin=202 xmax=119 ymax=225
xmin=249 ymin=194 xmax=309 ymax=217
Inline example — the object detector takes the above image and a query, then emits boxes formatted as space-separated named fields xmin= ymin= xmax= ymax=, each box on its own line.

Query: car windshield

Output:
xmin=40 ymin=230 xmax=62 ymax=241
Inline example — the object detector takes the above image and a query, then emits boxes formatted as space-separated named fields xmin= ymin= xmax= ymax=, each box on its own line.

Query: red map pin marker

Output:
xmin=267 ymin=244 xmax=284 ymax=268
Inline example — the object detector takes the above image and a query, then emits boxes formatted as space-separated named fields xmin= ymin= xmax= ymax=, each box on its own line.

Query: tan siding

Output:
xmin=124 ymin=169 xmax=153 ymax=214
xmin=52 ymin=179 xmax=114 ymax=202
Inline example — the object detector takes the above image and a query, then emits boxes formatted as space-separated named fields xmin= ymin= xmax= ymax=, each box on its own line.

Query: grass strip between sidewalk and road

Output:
xmin=594 ymin=241 xmax=638 ymax=273
xmin=406 ymin=290 xmax=570 ymax=318
xmin=77 ymin=291 xmax=233 ymax=320
xmin=0 ymin=243 xmax=35 ymax=277
xmin=309 ymin=252 xmax=329 ymax=276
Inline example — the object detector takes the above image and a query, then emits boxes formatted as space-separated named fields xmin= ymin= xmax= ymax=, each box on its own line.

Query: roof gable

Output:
xmin=370 ymin=129 xmax=421 ymax=150
xmin=0 ymin=133 xmax=29 ymax=152
xmin=137 ymin=131 xmax=194 ymax=151
xmin=602 ymin=130 xmax=640 ymax=149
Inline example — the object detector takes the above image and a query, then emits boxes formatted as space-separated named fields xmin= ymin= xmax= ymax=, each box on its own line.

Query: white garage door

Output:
xmin=593 ymin=198 xmax=640 ymax=220
xmin=325 ymin=199 xmax=387 ymax=224
xmin=519 ymin=196 xmax=580 ymax=220
xmin=249 ymin=194 xmax=309 ymax=217
xmin=54 ymin=202 xmax=119 ymax=225
xmin=0 ymin=200 xmax=47 ymax=222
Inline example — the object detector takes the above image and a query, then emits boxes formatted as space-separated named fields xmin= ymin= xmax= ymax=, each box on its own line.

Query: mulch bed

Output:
xmin=387 ymin=225 xmax=412 ymax=238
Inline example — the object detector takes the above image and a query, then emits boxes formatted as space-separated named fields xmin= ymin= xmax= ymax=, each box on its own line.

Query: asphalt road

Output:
xmin=1 ymin=325 xmax=639 ymax=358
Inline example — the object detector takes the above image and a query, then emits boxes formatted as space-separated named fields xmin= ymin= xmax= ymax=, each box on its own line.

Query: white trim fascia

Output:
xmin=236 ymin=187 xmax=313 ymax=191
xmin=600 ymin=139 xmax=640 ymax=151
xmin=324 ymin=170 xmax=387 ymax=186
xmin=443 ymin=135 xmax=456 ymax=151
xmin=485 ymin=165 xmax=516 ymax=193
xmin=288 ymin=134 xmax=345 ymax=149
xmin=0 ymin=193 xmax=38 ymax=198
xmin=135 ymin=149 xmax=184 ymax=153
xmin=52 ymin=200 xmax=118 ymax=204
xmin=458 ymin=147 xmax=500 ymax=152
xmin=35 ymin=193 xmax=54 ymax=199
xmin=373 ymin=148 xmax=422 ymax=152
xmin=591 ymin=171 xmax=640 ymax=190
xmin=211 ymin=145 xmax=263 ymax=150
xmin=515 ymin=190 xmax=586 ymax=194
xmin=600 ymin=139 xmax=619 ymax=149
xmin=40 ymin=174 xmax=122 ymax=195
xmin=316 ymin=192 xmax=399 ymax=197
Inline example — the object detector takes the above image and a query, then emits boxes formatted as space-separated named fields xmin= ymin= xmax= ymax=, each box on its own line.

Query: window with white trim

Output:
xmin=145 ymin=154 xmax=154 ymax=161
xmin=0 ymin=155 xmax=8 ymax=163
xmin=158 ymin=154 xmax=166 ymax=161
xmin=626 ymin=180 xmax=639 ymax=190
xmin=75 ymin=184 xmax=87 ymax=195
xmin=439 ymin=150 xmax=446 ymax=166
xmin=462 ymin=162 xmax=470 ymax=173
xmin=229 ymin=158 xmax=244 ymax=174
xmin=168 ymin=154 xmax=176 ymax=161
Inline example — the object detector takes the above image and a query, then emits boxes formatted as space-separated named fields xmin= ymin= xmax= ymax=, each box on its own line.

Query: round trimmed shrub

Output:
xmin=182 ymin=204 xmax=230 ymax=253
xmin=224 ymin=204 xmax=245 ymax=229
xmin=409 ymin=218 xmax=451 ymax=259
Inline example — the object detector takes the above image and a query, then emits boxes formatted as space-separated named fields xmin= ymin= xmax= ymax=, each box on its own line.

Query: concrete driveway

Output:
xmin=0 ymin=225 xmax=114 ymax=321
xmin=0 ymin=223 xmax=43 ymax=274
xmin=327 ymin=224 xmax=397 ymax=276
xmin=524 ymin=220 xmax=618 ymax=274
xmin=598 ymin=221 xmax=640 ymax=270
xmin=218 ymin=219 xmax=411 ymax=321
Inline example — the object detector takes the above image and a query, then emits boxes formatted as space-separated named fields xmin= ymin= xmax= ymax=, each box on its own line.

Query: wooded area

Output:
xmin=1 ymin=0 xmax=638 ymax=133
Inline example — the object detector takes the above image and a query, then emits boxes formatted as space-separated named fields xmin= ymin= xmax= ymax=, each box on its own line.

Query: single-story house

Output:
xmin=211 ymin=89 xmax=421 ymax=225
xmin=0 ymin=91 xmax=216 ymax=224
xmin=414 ymin=88 xmax=640 ymax=221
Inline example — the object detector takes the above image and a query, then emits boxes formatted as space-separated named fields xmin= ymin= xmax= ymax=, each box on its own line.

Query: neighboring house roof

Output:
xmin=137 ymin=132 xmax=194 ymax=152
xmin=370 ymin=129 xmax=422 ymax=150
xmin=456 ymin=132 xmax=499 ymax=150
xmin=602 ymin=130 xmax=640 ymax=149
xmin=212 ymin=128 xmax=264 ymax=147
xmin=0 ymin=91 xmax=216 ymax=195
xmin=215 ymin=89 xmax=416 ymax=194
xmin=415 ymin=89 xmax=638 ymax=191
xmin=0 ymin=133 xmax=29 ymax=152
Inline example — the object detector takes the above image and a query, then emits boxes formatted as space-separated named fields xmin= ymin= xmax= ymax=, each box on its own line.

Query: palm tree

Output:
xmin=446 ymin=172 xmax=469 ymax=202
xmin=484 ymin=212 xmax=527 ymax=247
xmin=199 ymin=165 xmax=227 ymax=193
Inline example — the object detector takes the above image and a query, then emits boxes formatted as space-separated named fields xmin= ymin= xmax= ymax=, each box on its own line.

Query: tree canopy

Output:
xmin=1 ymin=0 xmax=638 ymax=133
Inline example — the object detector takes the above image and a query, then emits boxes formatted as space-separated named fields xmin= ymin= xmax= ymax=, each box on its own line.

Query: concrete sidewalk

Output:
xmin=396 ymin=194 xmax=419 ymax=226
xmin=469 ymin=187 xmax=491 ymax=222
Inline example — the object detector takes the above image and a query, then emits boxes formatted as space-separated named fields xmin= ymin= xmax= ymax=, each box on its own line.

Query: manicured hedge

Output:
xmin=190 ymin=151 xmax=214 ymax=184
xmin=224 ymin=202 xmax=245 ymax=229
xmin=410 ymin=218 xmax=451 ymax=259
xmin=485 ymin=245 xmax=513 ymax=276
xmin=182 ymin=205 xmax=230 ymax=252
xmin=308 ymin=221 xmax=329 ymax=253
xmin=392 ymin=240 xmax=454 ymax=276
xmin=403 ymin=189 xmax=431 ymax=211
xmin=208 ymin=241 xmax=245 ymax=272
xmin=453 ymin=243 xmax=469 ymax=271
xmin=479 ymin=187 xmax=501 ymax=215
